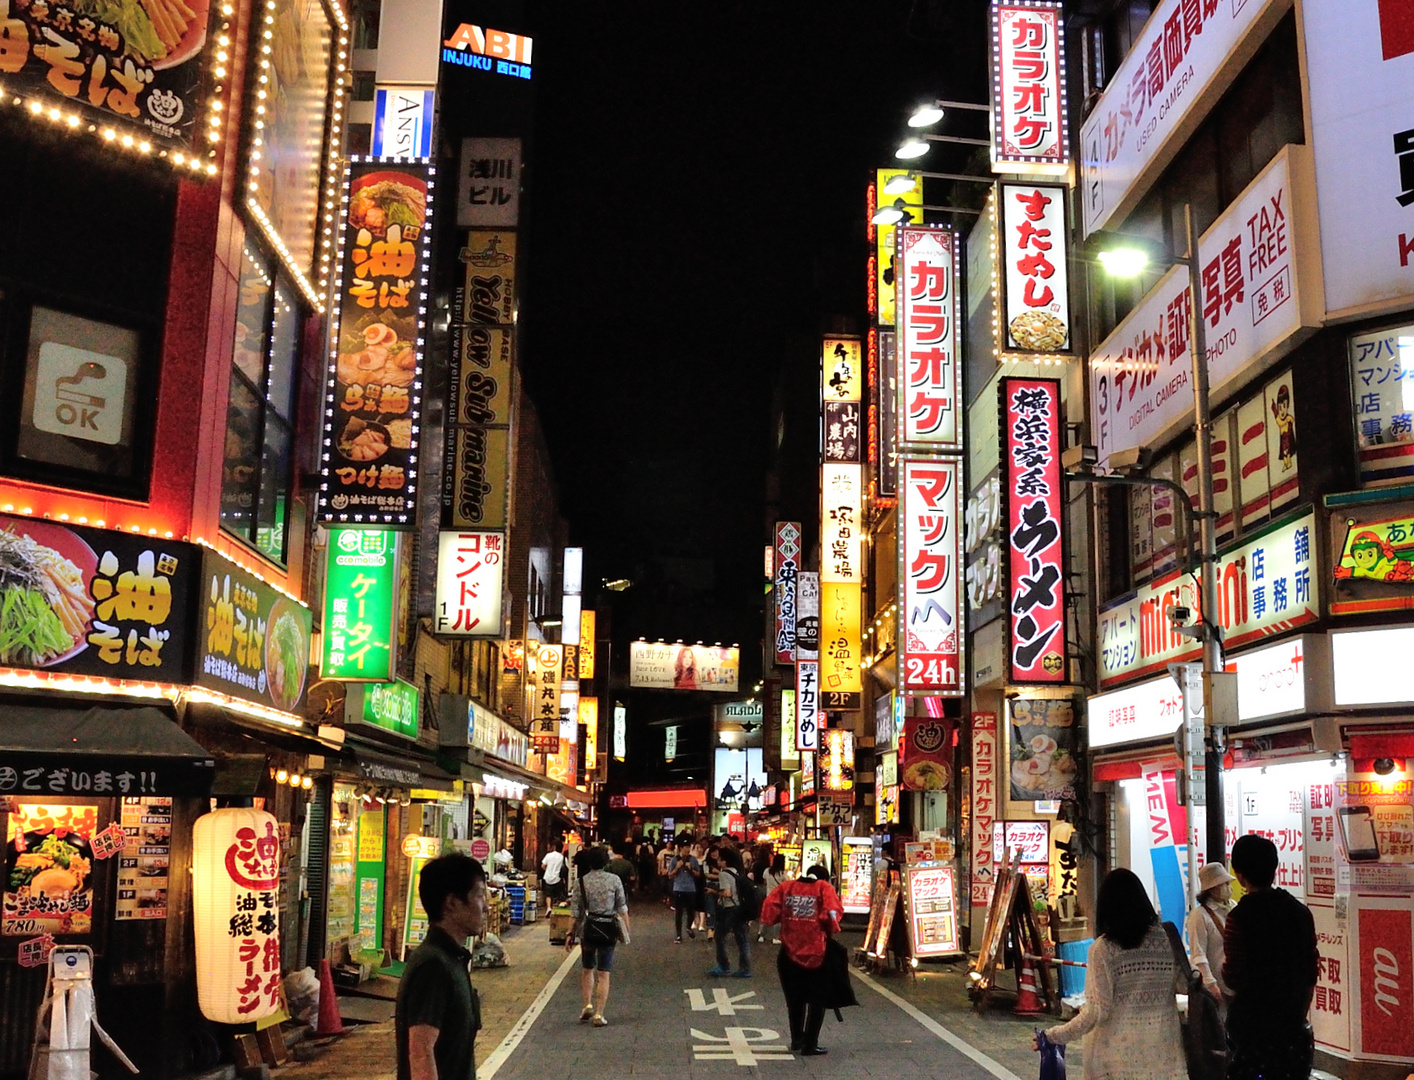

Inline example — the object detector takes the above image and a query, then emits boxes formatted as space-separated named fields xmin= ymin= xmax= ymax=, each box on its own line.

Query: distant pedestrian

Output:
xmin=569 ymin=846 xmax=629 ymax=1028
xmin=396 ymin=854 xmax=486 ymax=1080
xmin=1223 ymin=834 xmax=1318 ymax=1080
xmin=605 ymin=844 xmax=637 ymax=894
xmin=636 ymin=842 xmax=656 ymax=897
xmin=657 ymin=840 xmax=676 ymax=905
xmin=1185 ymin=862 xmax=1235 ymax=1003
xmin=1037 ymin=867 xmax=1186 ymax=1080
xmin=669 ymin=841 xmax=701 ymax=942
xmin=707 ymin=847 xmax=752 ymax=978
xmin=692 ymin=840 xmax=710 ymax=935
xmin=760 ymin=864 xmax=844 ymax=1057
xmin=758 ymin=854 xmax=787 ymax=944
xmin=541 ymin=840 xmax=567 ymax=917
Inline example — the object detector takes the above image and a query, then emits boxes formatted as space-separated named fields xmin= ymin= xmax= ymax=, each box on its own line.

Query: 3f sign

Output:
xmin=443 ymin=23 xmax=533 ymax=64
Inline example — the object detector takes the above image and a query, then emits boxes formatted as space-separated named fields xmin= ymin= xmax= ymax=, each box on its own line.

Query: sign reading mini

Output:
xmin=896 ymin=226 xmax=961 ymax=451
xmin=990 ymin=1 xmax=1069 ymax=176
xmin=900 ymin=457 xmax=964 ymax=695
xmin=999 ymin=183 xmax=1070 ymax=356
xmin=318 ymin=158 xmax=434 ymax=526
xmin=433 ymin=530 xmax=504 ymax=637
xmin=1000 ymin=378 xmax=1066 ymax=683
xmin=773 ymin=522 xmax=801 ymax=664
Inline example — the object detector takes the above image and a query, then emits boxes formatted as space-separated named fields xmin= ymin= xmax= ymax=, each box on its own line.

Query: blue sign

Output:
xmin=372 ymin=89 xmax=436 ymax=157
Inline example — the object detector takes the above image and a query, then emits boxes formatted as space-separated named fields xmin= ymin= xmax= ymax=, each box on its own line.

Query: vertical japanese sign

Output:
xmin=823 ymin=728 xmax=855 ymax=791
xmin=773 ymin=522 xmax=801 ymax=664
xmin=433 ymin=530 xmax=504 ymax=637
xmin=971 ymin=712 xmax=998 ymax=908
xmin=990 ymin=1 xmax=1069 ymax=175
xmin=878 ymin=330 xmax=900 ymax=498
xmin=820 ymin=581 xmax=861 ymax=695
xmin=1000 ymin=378 xmax=1067 ymax=683
xmin=531 ymin=644 xmax=563 ymax=755
xmin=612 ymin=703 xmax=627 ymax=761
xmin=780 ymin=688 xmax=800 ymax=768
xmin=321 ymin=528 xmax=400 ymax=681
xmin=579 ymin=610 xmax=596 ymax=679
xmin=900 ymin=457 xmax=964 ymax=694
xmin=999 ymin=183 xmax=1071 ymax=355
xmin=896 ymin=225 xmax=961 ymax=450
xmin=796 ymin=571 xmax=820 ymax=662
xmin=456 ymin=137 xmax=521 ymax=227
xmin=822 ymin=465 xmax=863 ymax=582
xmin=876 ymin=170 xmax=924 ymax=327
xmin=580 ymin=697 xmax=598 ymax=772
xmin=319 ymin=159 xmax=434 ymax=526
xmin=904 ymin=864 xmax=961 ymax=955
xmin=115 ymin=796 xmax=172 ymax=921
xmin=796 ymin=661 xmax=819 ymax=752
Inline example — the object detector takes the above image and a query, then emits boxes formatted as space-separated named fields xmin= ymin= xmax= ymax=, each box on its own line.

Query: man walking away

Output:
xmin=541 ymin=840 xmax=567 ymax=917
xmin=669 ymin=841 xmax=701 ymax=942
xmin=760 ymin=864 xmax=843 ymax=1057
xmin=396 ymin=854 xmax=487 ymax=1080
xmin=605 ymin=843 xmax=637 ymax=895
xmin=1223 ymin=834 xmax=1319 ymax=1080
xmin=708 ymin=847 xmax=751 ymax=978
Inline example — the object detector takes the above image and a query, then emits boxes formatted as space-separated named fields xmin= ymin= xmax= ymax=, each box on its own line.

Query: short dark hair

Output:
xmin=1094 ymin=867 xmax=1158 ymax=949
xmin=807 ymin=864 xmax=829 ymax=881
xmin=419 ymin=854 xmax=486 ymax=922
xmin=720 ymin=847 xmax=742 ymax=871
xmin=588 ymin=845 xmax=610 ymax=871
xmin=1231 ymin=834 xmax=1279 ymax=889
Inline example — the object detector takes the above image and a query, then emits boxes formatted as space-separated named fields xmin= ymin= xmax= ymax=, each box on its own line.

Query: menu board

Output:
xmin=904 ymin=864 xmax=961 ymax=957
xmin=115 ymin=797 xmax=171 ymax=920
xmin=841 ymin=838 xmax=874 ymax=914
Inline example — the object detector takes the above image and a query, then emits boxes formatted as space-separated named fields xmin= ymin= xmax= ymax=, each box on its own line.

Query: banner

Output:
xmin=773 ymin=521 xmax=801 ymax=664
xmin=1008 ymin=698 xmax=1078 ymax=801
xmin=896 ymin=226 xmax=961 ymax=451
xmin=433 ymin=530 xmax=504 ymax=637
xmin=1000 ymin=377 xmax=1067 ymax=682
xmin=628 ymin=642 xmax=739 ymax=692
xmin=990 ymin=2 xmax=1069 ymax=175
xmin=796 ymin=661 xmax=819 ymax=752
xmin=899 ymin=457 xmax=964 ymax=694
xmin=998 ymin=183 xmax=1071 ymax=356
xmin=819 ymin=582 xmax=861 ymax=695
xmin=322 ymin=528 xmax=399 ymax=681
xmin=901 ymin=716 xmax=951 ymax=790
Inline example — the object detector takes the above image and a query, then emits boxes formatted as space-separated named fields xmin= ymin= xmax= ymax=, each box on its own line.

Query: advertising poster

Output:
xmin=896 ymin=225 xmax=961 ymax=450
xmin=321 ymin=527 xmax=399 ymax=681
xmin=904 ymin=864 xmax=960 ymax=956
xmin=1008 ymin=698 xmax=1078 ymax=801
xmin=445 ymin=322 xmax=513 ymax=530
xmin=841 ymin=838 xmax=874 ymax=914
xmin=899 ymin=457 xmax=965 ymax=694
xmin=901 ymin=716 xmax=951 ymax=790
xmin=999 ymin=184 xmax=1070 ymax=355
xmin=197 ymin=549 xmax=312 ymax=714
xmin=4 ymin=803 xmax=98 ymax=936
xmin=319 ymin=159 xmax=433 ymax=526
xmin=990 ymin=2 xmax=1068 ymax=175
xmin=627 ymin=642 xmax=739 ymax=692
xmin=115 ymin=796 xmax=171 ymax=920
xmin=433 ymin=530 xmax=505 ymax=636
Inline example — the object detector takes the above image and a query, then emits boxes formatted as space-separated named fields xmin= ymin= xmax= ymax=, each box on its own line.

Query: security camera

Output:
xmin=1166 ymin=604 xmax=1204 ymax=641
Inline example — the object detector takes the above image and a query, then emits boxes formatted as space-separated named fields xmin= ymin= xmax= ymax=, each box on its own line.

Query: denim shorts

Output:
xmin=581 ymin=940 xmax=615 ymax=972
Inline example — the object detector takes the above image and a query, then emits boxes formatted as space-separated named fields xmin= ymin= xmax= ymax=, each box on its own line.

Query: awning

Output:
xmin=338 ymin=736 xmax=458 ymax=792
xmin=0 ymin=704 xmax=216 ymax=797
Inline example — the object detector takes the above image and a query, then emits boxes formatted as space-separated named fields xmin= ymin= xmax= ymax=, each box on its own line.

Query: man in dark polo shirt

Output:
xmin=397 ymin=854 xmax=487 ymax=1080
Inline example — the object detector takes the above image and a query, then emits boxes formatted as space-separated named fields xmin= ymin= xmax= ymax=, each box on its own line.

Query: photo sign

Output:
xmin=990 ymin=1 xmax=1069 ymax=176
xmin=896 ymin=226 xmax=962 ymax=450
xmin=999 ymin=183 xmax=1071 ymax=355
xmin=900 ymin=457 xmax=965 ymax=694
xmin=628 ymin=643 xmax=739 ymax=693
xmin=318 ymin=159 xmax=434 ymax=526
xmin=1000 ymin=378 xmax=1067 ymax=683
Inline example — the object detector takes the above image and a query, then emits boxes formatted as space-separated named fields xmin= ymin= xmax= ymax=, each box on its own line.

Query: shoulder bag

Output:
xmin=1162 ymin=920 xmax=1227 ymax=1080
xmin=580 ymin=876 xmax=623 ymax=948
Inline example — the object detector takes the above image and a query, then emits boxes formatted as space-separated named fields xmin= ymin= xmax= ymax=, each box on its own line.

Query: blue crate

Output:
xmin=1058 ymin=939 xmax=1091 ymax=998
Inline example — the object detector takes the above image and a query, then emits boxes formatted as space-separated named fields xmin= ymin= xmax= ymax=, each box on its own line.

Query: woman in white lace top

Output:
xmin=1040 ymin=868 xmax=1186 ymax=1080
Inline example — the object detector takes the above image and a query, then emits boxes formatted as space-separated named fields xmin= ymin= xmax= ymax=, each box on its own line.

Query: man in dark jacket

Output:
xmin=1222 ymin=834 xmax=1318 ymax=1080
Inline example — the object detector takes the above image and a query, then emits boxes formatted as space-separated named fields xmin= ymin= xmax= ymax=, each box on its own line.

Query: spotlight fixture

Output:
xmin=275 ymin=769 xmax=289 ymax=785
xmin=908 ymin=104 xmax=945 ymax=128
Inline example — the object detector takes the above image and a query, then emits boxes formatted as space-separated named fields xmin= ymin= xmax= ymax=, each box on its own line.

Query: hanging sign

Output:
xmin=774 ymin=521 xmax=801 ymax=664
xmin=613 ymin=703 xmax=627 ymax=761
xmin=900 ymin=457 xmax=965 ymax=694
xmin=433 ymin=529 xmax=505 ymax=637
xmin=896 ymin=226 xmax=961 ymax=451
xmin=999 ymin=183 xmax=1071 ymax=356
xmin=990 ymin=1 xmax=1069 ymax=176
xmin=531 ymin=644 xmax=563 ymax=755
xmin=322 ymin=528 xmax=400 ymax=681
xmin=664 ymin=724 xmax=678 ymax=763
xmin=796 ymin=661 xmax=820 ymax=752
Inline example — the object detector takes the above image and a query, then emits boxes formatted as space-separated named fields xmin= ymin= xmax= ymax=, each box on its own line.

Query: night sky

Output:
xmin=515 ymin=3 xmax=991 ymax=663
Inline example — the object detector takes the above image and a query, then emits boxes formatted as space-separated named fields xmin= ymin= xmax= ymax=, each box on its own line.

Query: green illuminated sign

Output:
xmin=363 ymin=679 xmax=420 ymax=739
xmin=322 ymin=528 xmax=399 ymax=681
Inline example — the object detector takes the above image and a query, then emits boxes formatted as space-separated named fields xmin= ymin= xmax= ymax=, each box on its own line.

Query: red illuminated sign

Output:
xmin=896 ymin=226 xmax=961 ymax=451
xmin=899 ymin=457 xmax=964 ymax=694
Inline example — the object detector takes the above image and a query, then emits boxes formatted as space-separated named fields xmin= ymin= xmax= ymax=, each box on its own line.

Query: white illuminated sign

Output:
xmin=1332 ymin=627 xmax=1414 ymax=706
xmin=1088 ymin=677 xmax=1184 ymax=749
xmin=434 ymin=530 xmax=504 ymax=637
xmin=1235 ymin=637 xmax=1307 ymax=721
xmin=613 ymin=704 xmax=627 ymax=761
xmin=373 ymin=88 xmax=435 ymax=157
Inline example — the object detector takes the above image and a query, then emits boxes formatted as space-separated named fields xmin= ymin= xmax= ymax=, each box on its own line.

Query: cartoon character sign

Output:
xmin=1335 ymin=518 xmax=1414 ymax=583
xmin=1270 ymin=383 xmax=1298 ymax=472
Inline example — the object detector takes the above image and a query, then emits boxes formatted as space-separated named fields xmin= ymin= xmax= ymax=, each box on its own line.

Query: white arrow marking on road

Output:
xmin=684 ymin=988 xmax=764 ymax=1015
xmin=691 ymin=1027 xmax=795 ymax=1065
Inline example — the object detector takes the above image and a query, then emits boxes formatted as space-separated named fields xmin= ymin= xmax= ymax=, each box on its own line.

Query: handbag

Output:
xmin=580 ymin=877 xmax=622 ymax=947
xmin=1162 ymin=921 xmax=1227 ymax=1080
xmin=1036 ymin=1029 xmax=1066 ymax=1080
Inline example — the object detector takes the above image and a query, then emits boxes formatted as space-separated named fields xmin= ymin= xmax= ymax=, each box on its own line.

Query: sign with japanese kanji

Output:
xmin=1009 ymin=697 xmax=1078 ymax=800
xmin=896 ymin=225 xmax=961 ymax=450
xmin=900 ymin=457 xmax=964 ymax=695
xmin=878 ymin=330 xmax=899 ymax=497
xmin=971 ymin=713 xmax=998 ymax=908
xmin=445 ymin=323 xmax=513 ymax=530
xmin=822 ymin=464 xmax=862 ymax=583
xmin=321 ymin=527 xmax=399 ymax=681
xmin=457 ymin=137 xmax=521 ymax=227
xmin=876 ymin=170 xmax=924 ymax=327
xmin=579 ymin=610 xmax=596 ymax=678
xmin=1097 ymin=509 xmax=1319 ymax=688
xmin=901 ymin=717 xmax=951 ymax=790
xmin=773 ymin=522 xmax=800 ymax=665
xmin=115 ymin=796 xmax=171 ymax=920
xmin=1348 ymin=324 xmax=1414 ymax=486
xmin=796 ymin=571 xmax=819 ymax=662
xmin=819 ymin=582 xmax=861 ymax=695
xmin=530 ymin=643 xmax=563 ymax=754
xmin=795 ymin=661 xmax=819 ymax=753
xmin=319 ymin=158 xmax=434 ymax=526
xmin=999 ymin=184 xmax=1071 ymax=355
xmin=3 ymin=803 xmax=98 ymax=937
xmin=822 ymin=337 xmax=862 ymax=404
xmin=1000 ymin=378 xmax=1067 ymax=684
xmin=779 ymin=688 xmax=799 ymax=768
xmin=433 ymin=529 xmax=504 ymax=637
xmin=822 ymin=728 xmax=854 ymax=792
xmin=1091 ymin=146 xmax=1321 ymax=470
xmin=904 ymin=864 xmax=960 ymax=956
xmin=990 ymin=2 xmax=1069 ymax=175
xmin=196 ymin=548 xmax=312 ymax=714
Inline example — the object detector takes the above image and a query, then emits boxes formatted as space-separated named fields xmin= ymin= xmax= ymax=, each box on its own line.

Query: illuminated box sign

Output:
xmin=823 ymin=728 xmax=854 ymax=791
xmin=580 ymin=697 xmax=598 ymax=771
xmin=822 ymin=464 xmax=863 ymax=583
xmin=796 ymin=661 xmax=820 ymax=752
xmin=820 ymin=582 xmax=862 ymax=695
xmin=579 ymin=610 xmax=596 ymax=679
xmin=531 ymin=644 xmax=563 ymax=754
xmin=896 ymin=226 xmax=961 ymax=451
xmin=774 ymin=521 xmax=801 ymax=664
xmin=442 ymin=23 xmax=533 ymax=79
xmin=457 ymin=137 xmax=521 ymax=228
xmin=373 ymin=88 xmax=435 ymax=158
xmin=349 ymin=679 xmax=420 ymax=740
xmin=318 ymin=158 xmax=434 ymax=526
xmin=796 ymin=572 xmax=819 ymax=661
xmin=998 ymin=183 xmax=1071 ymax=357
xmin=613 ymin=704 xmax=627 ymax=761
xmin=1000 ymin=378 xmax=1067 ymax=683
xmin=780 ymin=688 xmax=800 ymax=767
xmin=628 ymin=642 xmax=740 ymax=693
xmin=899 ymin=457 xmax=965 ymax=695
xmin=434 ymin=530 xmax=504 ymax=637
xmin=878 ymin=330 xmax=899 ymax=497
xmin=990 ymin=1 xmax=1069 ymax=176
xmin=321 ymin=528 xmax=399 ymax=682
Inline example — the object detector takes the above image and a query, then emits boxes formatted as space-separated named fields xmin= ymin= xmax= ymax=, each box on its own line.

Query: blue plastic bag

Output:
xmin=1037 ymin=1029 xmax=1066 ymax=1080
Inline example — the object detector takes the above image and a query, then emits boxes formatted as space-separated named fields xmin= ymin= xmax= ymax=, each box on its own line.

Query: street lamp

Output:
xmin=895 ymin=138 xmax=929 ymax=160
xmin=908 ymin=104 xmax=946 ymax=127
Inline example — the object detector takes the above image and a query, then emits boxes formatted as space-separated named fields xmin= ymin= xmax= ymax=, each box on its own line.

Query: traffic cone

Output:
xmin=315 ymin=958 xmax=345 ymax=1037
xmin=1014 ymin=961 xmax=1045 ymax=1016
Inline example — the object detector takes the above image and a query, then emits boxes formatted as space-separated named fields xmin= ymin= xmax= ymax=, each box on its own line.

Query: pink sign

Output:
xmin=900 ymin=457 xmax=964 ymax=694
xmin=470 ymin=838 xmax=491 ymax=861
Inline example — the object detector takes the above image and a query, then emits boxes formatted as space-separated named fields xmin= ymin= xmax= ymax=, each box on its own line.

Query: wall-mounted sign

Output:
xmin=664 ymin=724 xmax=678 ymax=764
xmin=823 ymin=337 xmax=863 ymax=404
xmin=1000 ymin=378 xmax=1067 ymax=683
xmin=1348 ymin=325 xmax=1414 ymax=486
xmin=530 ymin=644 xmax=562 ymax=755
xmin=896 ymin=226 xmax=961 ymax=450
xmin=1008 ymin=698 xmax=1078 ymax=801
xmin=628 ymin=643 xmax=739 ymax=693
xmin=823 ymin=728 xmax=855 ymax=791
xmin=824 ymin=402 xmax=862 ymax=464
xmin=441 ymin=21 xmax=533 ymax=80
xmin=433 ymin=530 xmax=504 ymax=637
xmin=820 ymin=582 xmax=862 ymax=695
xmin=1332 ymin=507 xmax=1414 ymax=616
xmin=878 ymin=330 xmax=899 ymax=497
xmin=352 ymin=679 xmax=419 ymax=740
xmin=445 ymin=323 xmax=513 ymax=530
xmin=773 ymin=521 xmax=801 ymax=665
xmin=901 ymin=717 xmax=951 ymax=790
xmin=998 ymin=184 xmax=1070 ymax=356
xmin=780 ymin=688 xmax=799 ymax=768
xmin=1332 ymin=626 xmax=1414 ymax=706
xmin=796 ymin=661 xmax=819 ymax=752
xmin=796 ymin=572 xmax=820 ymax=662
xmin=990 ymin=1 xmax=1069 ymax=176
xmin=1234 ymin=637 xmax=1309 ymax=722
xmin=822 ymin=464 xmax=862 ymax=583
xmin=318 ymin=158 xmax=433 ymax=526
xmin=900 ymin=457 xmax=965 ymax=695
xmin=457 ymin=137 xmax=521 ymax=227
xmin=373 ymin=88 xmax=435 ymax=158
xmin=876 ymin=170 xmax=924 ymax=327
xmin=322 ymin=528 xmax=399 ymax=681
xmin=971 ymin=713 xmax=998 ymax=908
xmin=580 ymin=697 xmax=598 ymax=772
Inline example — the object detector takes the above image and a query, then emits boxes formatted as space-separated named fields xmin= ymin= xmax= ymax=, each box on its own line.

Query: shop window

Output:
xmin=1348 ymin=323 xmax=1414 ymax=487
xmin=221 ymin=242 xmax=302 ymax=565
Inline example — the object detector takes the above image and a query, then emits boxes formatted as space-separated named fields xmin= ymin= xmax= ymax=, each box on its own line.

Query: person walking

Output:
xmin=692 ymin=840 xmax=710 ymax=937
xmin=605 ymin=844 xmax=637 ymax=895
xmin=759 ymin=863 xmax=844 ymax=1057
xmin=702 ymin=845 xmax=721 ymax=941
xmin=657 ymin=839 xmax=676 ymax=906
xmin=1036 ymin=867 xmax=1187 ymax=1080
xmin=1185 ymin=861 xmax=1235 ymax=1005
xmin=636 ymin=841 xmax=657 ymax=898
xmin=1223 ymin=834 xmax=1319 ymax=1080
xmin=757 ymin=853 xmax=787 ymax=944
xmin=540 ymin=840 xmax=567 ymax=918
xmin=396 ymin=854 xmax=487 ymax=1080
xmin=707 ymin=847 xmax=751 ymax=978
xmin=568 ymin=846 xmax=629 ymax=1028
xmin=669 ymin=841 xmax=701 ymax=942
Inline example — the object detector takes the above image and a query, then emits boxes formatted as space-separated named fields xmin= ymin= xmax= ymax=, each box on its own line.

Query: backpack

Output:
xmin=1162 ymin=921 xmax=1227 ymax=1080
xmin=731 ymin=868 xmax=762 ymax=921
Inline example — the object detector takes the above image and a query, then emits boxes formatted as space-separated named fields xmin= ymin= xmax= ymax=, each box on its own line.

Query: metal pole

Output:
xmin=922 ymin=134 xmax=992 ymax=148
xmin=1183 ymin=203 xmax=1227 ymax=867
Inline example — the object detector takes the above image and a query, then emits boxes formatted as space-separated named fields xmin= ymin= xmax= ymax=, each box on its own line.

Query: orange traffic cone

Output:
xmin=315 ymin=958 xmax=345 ymax=1036
xmin=1014 ymin=961 xmax=1045 ymax=1016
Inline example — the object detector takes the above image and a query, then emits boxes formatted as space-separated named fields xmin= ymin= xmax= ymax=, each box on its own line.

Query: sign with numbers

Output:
xmin=434 ymin=530 xmax=504 ymax=637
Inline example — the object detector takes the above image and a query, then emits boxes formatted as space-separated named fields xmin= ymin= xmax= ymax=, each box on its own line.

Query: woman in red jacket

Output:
xmin=759 ymin=865 xmax=843 ymax=1057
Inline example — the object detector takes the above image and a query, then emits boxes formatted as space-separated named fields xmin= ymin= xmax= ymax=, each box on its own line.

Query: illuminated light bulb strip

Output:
xmin=183 ymin=686 xmax=307 ymax=728
xmin=0 ymin=502 xmax=180 ymax=538
xmin=243 ymin=0 xmax=351 ymax=313
xmin=192 ymin=536 xmax=309 ymax=607
xmin=0 ymin=673 xmax=310 ymax=730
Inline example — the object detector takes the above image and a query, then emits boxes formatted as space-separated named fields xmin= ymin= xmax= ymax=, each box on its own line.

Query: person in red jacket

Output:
xmin=759 ymin=865 xmax=842 ymax=1057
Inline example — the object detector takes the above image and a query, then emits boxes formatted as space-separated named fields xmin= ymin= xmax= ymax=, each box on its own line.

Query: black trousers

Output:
xmin=776 ymin=950 xmax=825 ymax=1051
xmin=673 ymin=891 xmax=695 ymax=937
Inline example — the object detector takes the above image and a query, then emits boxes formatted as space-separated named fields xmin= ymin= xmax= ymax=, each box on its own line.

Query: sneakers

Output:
xmin=579 ymin=1005 xmax=595 ymax=1023
xmin=732 ymin=970 xmax=752 ymax=978
xmin=707 ymin=966 xmax=730 ymax=977
xmin=591 ymin=1015 xmax=608 ymax=1027
xmin=674 ymin=936 xmax=682 ymax=944
xmin=687 ymin=928 xmax=696 ymax=939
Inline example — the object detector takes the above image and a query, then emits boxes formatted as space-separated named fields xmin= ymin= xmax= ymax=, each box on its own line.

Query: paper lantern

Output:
xmin=192 ymin=808 xmax=282 ymax=1023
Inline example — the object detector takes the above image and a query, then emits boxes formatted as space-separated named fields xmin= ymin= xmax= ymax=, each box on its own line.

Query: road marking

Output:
xmin=684 ymin=988 xmax=764 ymax=1015
xmin=478 ymin=948 xmax=580 ymax=1080
xmin=850 ymin=967 xmax=1025 ymax=1080
xmin=691 ymin=1026 xmax=795 ymax=1064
